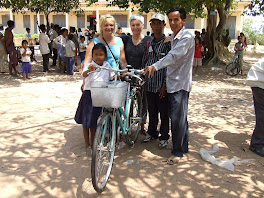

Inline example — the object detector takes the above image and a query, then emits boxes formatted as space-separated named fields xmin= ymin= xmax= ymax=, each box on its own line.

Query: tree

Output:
xmin=86 ymin=0 xmax=239 ymax=65
xmin=246 ymin=0 xmax=264 ymax=16
xmin=0 ymin=0 xmax=80 ymax=32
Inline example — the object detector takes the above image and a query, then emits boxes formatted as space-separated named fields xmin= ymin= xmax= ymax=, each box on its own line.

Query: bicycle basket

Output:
xmin=90 ymin=81 xmax=128 ymax=108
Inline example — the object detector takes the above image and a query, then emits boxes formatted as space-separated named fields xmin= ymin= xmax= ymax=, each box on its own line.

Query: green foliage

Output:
xmin=246 ymin=0 xmax=264 ymax=16
xmin=14 ymin=34 xmax=39 ymax=38
xmin=0 ymin=0 xmax=80 ymax=14
xmin=243 ymin=18 xmax=264 ymax=45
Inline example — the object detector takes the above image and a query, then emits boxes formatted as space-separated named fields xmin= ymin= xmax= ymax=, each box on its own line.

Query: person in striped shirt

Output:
xmin=141 ymin=13 xmax=171 ymax=149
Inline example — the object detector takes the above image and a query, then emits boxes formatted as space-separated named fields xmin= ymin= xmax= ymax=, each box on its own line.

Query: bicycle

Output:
xmin=225 ymin=54 xmax=242 ymax=76
xmin=89 ymin=65 xmax=144 ymax=193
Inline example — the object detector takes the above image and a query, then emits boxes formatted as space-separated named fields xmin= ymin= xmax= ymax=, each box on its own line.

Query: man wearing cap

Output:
xmin=144 ymin=8 xmax=194 ymax=164
xmin=141 ymin=13 xmax=170 ymax=149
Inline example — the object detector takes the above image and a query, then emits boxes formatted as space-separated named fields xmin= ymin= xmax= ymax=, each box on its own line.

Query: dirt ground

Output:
xmin=0 ymin=54 xmax=264 ymax=198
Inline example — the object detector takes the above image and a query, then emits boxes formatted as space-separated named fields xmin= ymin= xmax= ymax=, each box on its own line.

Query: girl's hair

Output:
xmin=130 ymin=14 xmax=144 ymax=24
xmin=80 ymin=35 xmax=85 ymax=40
xmin=99 ymin=14 xmax=116 ymax=34
xmin=60 ymin=28 xmax=68 ymax=34
xmin=7 ymin=20 xmax=15 ymax=28
xmin=22 ymin=40 xmax=28 ymax=45
xmin=195 ymin=36 xmax=201 ymax=44
xmin=68 ymin=34 xmax=74 ymax=40
xmin=92 ymin=43 xmax=107 ymax=56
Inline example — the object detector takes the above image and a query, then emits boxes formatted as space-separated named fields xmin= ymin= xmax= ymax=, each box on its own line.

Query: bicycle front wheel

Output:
xmin=91 ymin=112 xmax=116 ymax=193
xmin=226 ymin=62 xmax=239 ymax=76
xmin=126 ymin=90 xmax=142 ymax=146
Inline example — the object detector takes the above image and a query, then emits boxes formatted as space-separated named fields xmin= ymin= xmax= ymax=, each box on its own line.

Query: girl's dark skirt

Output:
xmin=21 ymin=62 xmax=32 ymax=74
xmin=74 ymin=90 xmax=102 ymax=129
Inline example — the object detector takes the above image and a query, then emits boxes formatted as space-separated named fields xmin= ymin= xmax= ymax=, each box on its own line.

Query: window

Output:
xmin=77 ymin=15 xmax=85 ymax=29
xmin=2 ymin=15 xmax=9 ymax=26
xmin=112 ymin=15 xmax=128 ymax=28
xmin=53 ymin=15 xmax=66 ymax=27
xmin=185 ymin=15 xmax=195 ymax=29
xmin=23 ymin=15 xmax=30 ymax=28
xmin=143 ymin=15 xmax=147 ymax=29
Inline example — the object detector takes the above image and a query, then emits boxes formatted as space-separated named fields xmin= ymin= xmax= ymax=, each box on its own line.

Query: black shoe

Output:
xmin=249 ymin=145 xmax=264 ymax=157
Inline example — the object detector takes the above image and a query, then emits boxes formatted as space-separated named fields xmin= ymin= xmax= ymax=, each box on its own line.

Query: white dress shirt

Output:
xmin=20 ymin=47 xmax=32 ymax=62
xmin=65 ymin=40 xmax=76 ymax=57
xmin=82 ymin=60 xmax=114 ymax=90
xmin=79 ymin=42 xmax=87 ymax=52
xmin=245 ymin=58 xmax=264 ymax=89
xmin=39 ymin=32 xmax=51 ymax=55
xmin=49 ymin=29 xmax=58 ymax=49
xmin=53 ymin=35 xmax=66 ymax=47
xmin=153 ymin=27 xmax=195 ymax=93
xmin=26 ymin=33 xmax=31 ymax=38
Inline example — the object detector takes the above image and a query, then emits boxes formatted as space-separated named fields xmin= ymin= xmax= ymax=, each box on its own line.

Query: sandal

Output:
xmin=167 ymin=155 xmax=181 ymax=165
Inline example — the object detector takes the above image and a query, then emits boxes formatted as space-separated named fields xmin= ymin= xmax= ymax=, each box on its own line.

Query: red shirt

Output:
xmin=194 ymin=44 xmax=204 ymax=58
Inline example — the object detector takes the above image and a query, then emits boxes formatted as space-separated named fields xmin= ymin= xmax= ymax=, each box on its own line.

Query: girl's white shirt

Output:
xmin=82 ymin=60 xmax=114 ymax=90
xmin=79 ymin=42 xmax=87 ymax=53
xmin=20 ymin=47 xmax=32 ymax=62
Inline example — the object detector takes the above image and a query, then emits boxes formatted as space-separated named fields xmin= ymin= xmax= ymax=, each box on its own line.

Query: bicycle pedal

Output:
xmin=131 ymin=117 xmax=141 ymax=122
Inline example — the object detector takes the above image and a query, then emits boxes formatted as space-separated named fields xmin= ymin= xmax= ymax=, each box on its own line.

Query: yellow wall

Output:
xmin=0 ymin=0 xmax=250 ymax=36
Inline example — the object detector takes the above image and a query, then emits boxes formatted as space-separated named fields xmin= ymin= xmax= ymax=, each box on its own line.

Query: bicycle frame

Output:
xmin=114 ymin=82 xmax=140 ymax=136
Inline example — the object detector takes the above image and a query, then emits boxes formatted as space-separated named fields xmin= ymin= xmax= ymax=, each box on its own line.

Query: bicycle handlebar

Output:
xmin=88 ymin=65 xmax=144 ymax=82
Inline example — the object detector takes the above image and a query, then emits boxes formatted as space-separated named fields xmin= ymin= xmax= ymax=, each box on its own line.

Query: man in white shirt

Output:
xmin=245 ymin=59 xmax=264 ymax=157
xmin=39 ymin=24 xmax=51 ymax=72
xmin=65 ymin=34 xmax=76 ymax=75
xmin=144 ymin=7 xmax=195 ymax=164
xmin=49 ymin=24 xmax=59 ymax=66
xmin=26 ymin=28 xmax=31 ymax=38
xmin=53 ymin=28 xmax=68 ymax=73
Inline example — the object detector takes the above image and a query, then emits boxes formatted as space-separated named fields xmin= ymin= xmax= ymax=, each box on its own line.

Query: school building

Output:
xmin=0 ymin=0 xmax=250 ymax=39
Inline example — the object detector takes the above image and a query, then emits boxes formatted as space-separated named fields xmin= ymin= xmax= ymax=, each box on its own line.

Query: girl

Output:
xmin=74 ymin=43 xmax=114 ymax=153
xmin=193 ymin=37 xmax=204 ymax=75
xmin=65 ymin=34 xmax=76 ymax=75
xmin=79 ymin=36 xmax=87 ymax=64
xmin=20 ymin=40 xmax=32 ymax=80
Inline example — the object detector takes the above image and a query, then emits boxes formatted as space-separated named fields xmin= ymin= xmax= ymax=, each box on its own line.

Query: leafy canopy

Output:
xmin=0 ymin=0 xmax=80 ymax=14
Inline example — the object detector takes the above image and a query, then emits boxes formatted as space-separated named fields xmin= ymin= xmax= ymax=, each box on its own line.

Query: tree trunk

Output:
xmin=45 ymin=12 xmax=50 ymax=34
xmin=205 ymin=0 xmax=232 ymax=65
xmin=205 ymin=6 xmax=218 ymax=65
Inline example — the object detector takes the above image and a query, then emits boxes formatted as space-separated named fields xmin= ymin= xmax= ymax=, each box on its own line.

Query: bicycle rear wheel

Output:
xmin=126 ymin=90 xmax=142 ymax=146
xmin=226 ymin=62 xmax=240 ymax=76
xmin=91 ymin=112 xmax=116 ymax=193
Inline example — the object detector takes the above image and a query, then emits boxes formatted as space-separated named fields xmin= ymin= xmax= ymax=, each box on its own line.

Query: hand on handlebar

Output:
xmin=88 ymin=64 xmax=97 ymax=71
xmin=144 ymin=66 xmax=156 ymax=78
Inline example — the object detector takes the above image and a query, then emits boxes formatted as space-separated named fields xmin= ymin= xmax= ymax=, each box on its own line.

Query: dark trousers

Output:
xmin=52 ymin=48 xmax=58 ymax=66
xmin=146 ymin=91 xmax=169 ymax=140
xmin=66 ymin=56 xmax=75 ymax=75
xmin=251 ymin=87 xmax=264 ymax=147
xmin=79 ymin=51 xmax=86 ymax=64
xmin=168 ymin=90 xmax=189 ymax=157
xmin=42 ymin=53 xmax=49 ymax=72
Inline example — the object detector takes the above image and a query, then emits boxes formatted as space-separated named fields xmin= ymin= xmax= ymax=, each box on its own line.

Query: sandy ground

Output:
xmin=0 ymin=54 xmax=264 ymax=198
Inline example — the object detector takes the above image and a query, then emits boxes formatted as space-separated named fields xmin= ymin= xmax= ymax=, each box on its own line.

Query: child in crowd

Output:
xmin=193 ymin=37 xmax=204 ymax=75
xmin=53 ymin=28 xmax=68 ymax=73
xmin=234 ymin=36 xmax=245 ymax=74
xmin=20 ymin=40 xmax=32 ymax=80
xmin=39 ymin=24 xmax=51 ymax=72
xmin=26 ymin=28 xmax=31 ymax=38
xmin=65 ymin=34 xmax=76 ymax=75
xmin=79 ymin=36 xmax=87 ymax=64
xmin=74 ymin=43 xmax=114 ymax=152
